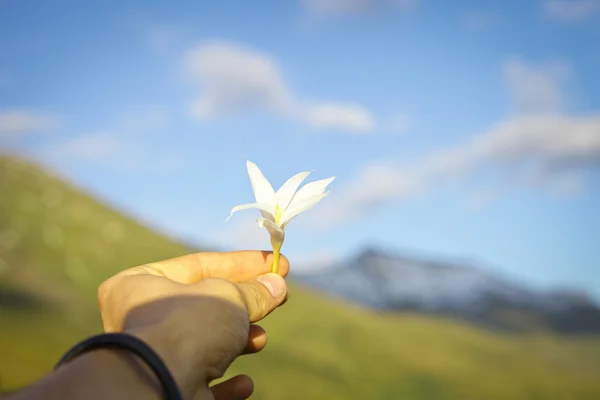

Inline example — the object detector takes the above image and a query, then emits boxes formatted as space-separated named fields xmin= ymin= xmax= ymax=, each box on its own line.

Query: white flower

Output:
xmin=227 ymin=160 xmax=335 ymax=249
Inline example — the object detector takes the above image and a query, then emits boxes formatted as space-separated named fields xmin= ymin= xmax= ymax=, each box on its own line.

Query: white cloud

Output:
xmin=314 ymin=112 xmax=600 ymax=228
xmin=0 ymin=109 xmax=57 ymax=138
xmin=303 ymin=102 xmax=375 ymax=132
xmin=302 ymin=0 xmax=417 ymax=18
xmin=308 ymin=58 xmax=600 ymax=228
xmin=312 ymin=163 xmax=421 ymax=227
xmin=470 ymin=114 xmax=600 ymax=169
xmin=59 ymin=132 xmax=123 ymax=159
xmin=184 ymin=40 xmax=382 ymax=133
xmin=503 ymin=58 xmax=570 ymax=113
xmin=33 ymin=131 xmax=152 ymax=172
xmin=419 ymin=147 xmax=472 ymax=179
xmin=186 ymin=41 xmax=293 ymax=119
xmin=543 ymin=0 xmax=598 ymax=21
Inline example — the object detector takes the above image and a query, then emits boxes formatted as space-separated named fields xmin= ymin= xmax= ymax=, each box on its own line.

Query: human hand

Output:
xmin=97 ymin=251 xmax=289 ymax=400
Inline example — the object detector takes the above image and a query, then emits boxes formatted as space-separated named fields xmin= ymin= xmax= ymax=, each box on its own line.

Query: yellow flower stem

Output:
xmin=271 ymin=238 xmax=283 ymax=274
xmin=271 ymin=205 xmax=284 ymax=274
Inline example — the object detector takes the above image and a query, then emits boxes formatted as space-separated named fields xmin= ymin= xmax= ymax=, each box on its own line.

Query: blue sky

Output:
xmin=1 ymin=0 xmax=599 ymax=300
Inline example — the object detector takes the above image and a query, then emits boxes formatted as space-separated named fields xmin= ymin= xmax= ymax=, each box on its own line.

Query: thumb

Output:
xmin=236 ymin=273 xmax=288 ymax=323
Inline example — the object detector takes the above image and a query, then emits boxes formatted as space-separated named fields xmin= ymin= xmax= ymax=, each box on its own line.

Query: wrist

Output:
xmin=80 ymin=348 xmax=164 ymax=399
xmin=125 ymin=325 xmax=209 ymax=400
xmin=14 ymin=347 xmax=162 ymax=400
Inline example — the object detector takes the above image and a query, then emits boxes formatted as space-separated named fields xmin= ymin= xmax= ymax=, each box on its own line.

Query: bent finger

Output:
xmin=243 ymin=324 xmax=267 ymax=354
xmin=211 ymin=374 xmax=254 ymax=400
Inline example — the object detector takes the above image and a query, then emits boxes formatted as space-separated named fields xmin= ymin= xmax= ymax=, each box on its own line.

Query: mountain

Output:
xmin=0 ymin=153 xmax=201 ymax=391
xmin=293 ymin=246 xmax=600 ymax=334
xmin=0 ymin=153 xmax=196 ymax=312
xmin=2 ymin=154 xmax=600 ymax=399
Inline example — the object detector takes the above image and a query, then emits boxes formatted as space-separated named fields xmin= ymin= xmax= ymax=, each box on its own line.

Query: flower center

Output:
xmin=275 ymin=205 xmax=282 ymax=225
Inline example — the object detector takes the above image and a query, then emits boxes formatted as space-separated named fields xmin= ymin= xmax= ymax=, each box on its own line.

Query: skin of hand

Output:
xmin=97 ymin=250 xmax=290 ymax=400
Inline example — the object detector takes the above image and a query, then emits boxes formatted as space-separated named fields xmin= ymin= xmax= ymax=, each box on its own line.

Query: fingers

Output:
xmin=210 ymin=374 xmax=254 ymax=400
xmin=129 ymin=251 xmax=290 ymax=284
xmin=243 ymin=324 xmax=267 ymax=354
xmin=235 ymin=273 xmax=288 ymax=323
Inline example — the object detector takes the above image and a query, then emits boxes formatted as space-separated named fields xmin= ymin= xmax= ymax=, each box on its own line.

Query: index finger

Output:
xmin=130 ymin=251 xmax=290 ymax=284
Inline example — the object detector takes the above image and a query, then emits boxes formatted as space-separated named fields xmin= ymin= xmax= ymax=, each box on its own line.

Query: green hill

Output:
xmin=1 ymin=154 xmax=600 ymax=399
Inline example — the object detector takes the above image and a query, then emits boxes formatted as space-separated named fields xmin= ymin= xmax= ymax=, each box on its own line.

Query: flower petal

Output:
xmin=226 ymin=202 xmax=276 ymax=222
xmin=280 ymin=190 xmax=331 ymax=228
xmin=246 ymin=160 xmax=277 ymax=206
xmin=288 ymin=176 xmax=335 ymax=206
xmin=257 ymin=218 xmax=285 ymax=245
xmin=276 ymin=171 xmax=311 ymax=212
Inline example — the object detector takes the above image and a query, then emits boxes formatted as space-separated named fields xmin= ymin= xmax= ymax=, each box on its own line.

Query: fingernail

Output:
xmin=256 ymin=273 xmax=286 ymax=298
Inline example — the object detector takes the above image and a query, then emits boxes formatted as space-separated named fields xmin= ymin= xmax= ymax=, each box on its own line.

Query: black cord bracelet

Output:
xmin=54 ymin=333 xmax=183 ymax=400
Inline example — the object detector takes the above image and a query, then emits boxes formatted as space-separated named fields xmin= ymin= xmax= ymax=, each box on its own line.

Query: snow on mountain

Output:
xmin=292 ymin=246 xmax=600 ymax=334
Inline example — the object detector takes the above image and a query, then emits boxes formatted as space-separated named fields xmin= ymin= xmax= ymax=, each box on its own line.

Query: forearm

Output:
xmin=10 ymin=348 xmax=162 ymax=400
xmin=10 ymin=323 xmax=214 ymax=400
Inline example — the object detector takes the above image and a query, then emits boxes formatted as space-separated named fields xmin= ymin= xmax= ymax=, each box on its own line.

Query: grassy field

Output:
xmin=2 ymin=154 xmax=600 ymax=399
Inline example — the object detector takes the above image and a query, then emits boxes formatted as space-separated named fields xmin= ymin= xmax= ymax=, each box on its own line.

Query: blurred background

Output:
xmin=1 ymin=0 xmax=600 ymax=398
